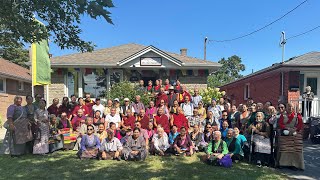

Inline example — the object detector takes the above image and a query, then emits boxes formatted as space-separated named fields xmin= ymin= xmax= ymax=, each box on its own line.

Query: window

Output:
xmin=83 ymin=70 xmax=107 ymax=97
xmin=67 ymin=71 xmax=78 ymax=97
xmin=18 ymin=81 xmax=24 ymax=91
xmin=299 ymin=74 xmax=304 ymax=95
xmin=0 ymin=78 xmax=6 ymax=93
xmin=244 ymin=83 xmax=250 ymax=100
xmin=307 ymin=77 xmax=317 ymax=95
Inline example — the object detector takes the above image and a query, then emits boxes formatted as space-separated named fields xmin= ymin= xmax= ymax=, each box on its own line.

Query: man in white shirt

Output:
xmin=180 ymin=96 xmax=193 ymax=118
xmin=92 ymin=98 xmax=105 ymax=117
xmin=105 ymin=107 xmax=121 ymax=128
xmin=208 ymin=98 xmax=221 ymax=120
xmin=191 ymin=88 xmax=202 ymax=108
xmin=100 ymin=130 xmax=123 ymax=160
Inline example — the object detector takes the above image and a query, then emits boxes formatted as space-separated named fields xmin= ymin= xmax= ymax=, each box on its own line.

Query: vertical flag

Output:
xmin=32 ymin=19 xmax=51 ymax=86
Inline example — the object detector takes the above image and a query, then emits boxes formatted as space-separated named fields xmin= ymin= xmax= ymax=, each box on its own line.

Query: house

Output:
xmin=220 ymin=51 xmax=320 ymax=120
xmin=0 ymin=58 xmax=43 ymax=120
xmin=49 ymin=43 xmax=221 ymax=101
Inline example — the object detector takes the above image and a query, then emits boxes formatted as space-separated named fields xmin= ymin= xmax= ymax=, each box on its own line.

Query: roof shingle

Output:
xmin=0 ymin=58 xmax=31 ymax=81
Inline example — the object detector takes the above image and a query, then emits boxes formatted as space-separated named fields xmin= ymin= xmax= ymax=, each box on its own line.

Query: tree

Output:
xmin=0 ymin=0 xmax=114 ymax=52
xmin=208 ymin=55 xmax=245 ymax=87
xmin=0 ymin=46 xmax=29 ymax=68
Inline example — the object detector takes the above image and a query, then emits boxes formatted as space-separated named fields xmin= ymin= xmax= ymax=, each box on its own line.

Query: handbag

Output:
xmin=217 ymin=154 xmax=232 ymax=168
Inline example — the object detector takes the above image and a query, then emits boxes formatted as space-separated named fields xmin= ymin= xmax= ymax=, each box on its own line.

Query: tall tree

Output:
xmin=0 ymin=0 xmax=114 ymax=52
xmin=208 ymin=55 xmax=245 ymax=87
xmin=0 ymin=46 xmax=29 ymax=68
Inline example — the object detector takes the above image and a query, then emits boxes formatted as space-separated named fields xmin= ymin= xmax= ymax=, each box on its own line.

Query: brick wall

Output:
xmin=220 ymin=70 xmax=301 ymax=107
xmin=47 ymin=73 xmax=65 ymax=103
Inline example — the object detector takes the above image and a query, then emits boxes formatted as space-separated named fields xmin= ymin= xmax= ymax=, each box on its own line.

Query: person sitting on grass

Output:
xmin=168 ymin=125 xmax=179 ymax=145
xmin=151 ymin=127 xmax=170 ymax=156
xmin=206 ymin=131 xmax=228 ymax=165
xmin=100 ymin=130 xmax=123 ymax=161
xmin=122 ymin=127 xmax=147 ymax=161
xmin=202 ymin=123 xmax=215 ymax=152
xmin=173 ymin=127 xmax=193 ymax=156
xmin=77 ymin=124 xmax=101 ymax=160
xmin=225 ymin=129 xmax=242 ymax=162
xmin=189 ymin=124 xmax=204 ymax=152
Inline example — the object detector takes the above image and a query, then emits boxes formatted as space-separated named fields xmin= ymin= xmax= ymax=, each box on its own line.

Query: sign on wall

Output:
xmin=140 ymin=57 xmax=162 ymax=66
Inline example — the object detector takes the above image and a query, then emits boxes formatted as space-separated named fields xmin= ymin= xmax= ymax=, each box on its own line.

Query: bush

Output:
xmin=0 ymin=115 xmax=3 ymax=128
xmin=199 ymin=87 xmax=225 ymax=106
xmin=108 ymin=81 xmax=150 ymax=105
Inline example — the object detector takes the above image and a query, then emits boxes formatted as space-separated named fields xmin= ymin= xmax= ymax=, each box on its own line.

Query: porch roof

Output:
xmin=50 ymin=43 xmax=221 ymax=68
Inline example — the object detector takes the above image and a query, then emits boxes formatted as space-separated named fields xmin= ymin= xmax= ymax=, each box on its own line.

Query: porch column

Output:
xmin=106 ymin=68 xmax=110 ymax=99
xmin=78 ymin=69 xmax=83 ymax=97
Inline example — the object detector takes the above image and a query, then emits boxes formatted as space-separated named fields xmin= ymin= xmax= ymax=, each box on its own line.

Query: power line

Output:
xmin=287 ymin=25 xmax=320 ymax=40
xmin=209 ymin=0 xmax=309 ymax=43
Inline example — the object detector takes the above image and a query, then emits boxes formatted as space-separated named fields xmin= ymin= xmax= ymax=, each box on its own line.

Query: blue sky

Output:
xmin=49 ymin=0 xmax=320 ymax=75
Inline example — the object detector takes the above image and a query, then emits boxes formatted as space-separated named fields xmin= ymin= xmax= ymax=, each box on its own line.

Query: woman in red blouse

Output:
xmin=72 ymin=97 xmax=89 ymax=117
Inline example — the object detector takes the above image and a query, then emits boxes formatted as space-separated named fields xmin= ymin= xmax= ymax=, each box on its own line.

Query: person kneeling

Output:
xmin=77 ymin=125 xmax=100 ymax=159
xmin=206 ymin=131 xmax=231 ymax=167
xmin=100 ymin=130 xmax=123 ymax=161
xmin=173 ymin=127 xmax=193 ymax=156
xmin=151 ymin=127 xmax=170 ymax=156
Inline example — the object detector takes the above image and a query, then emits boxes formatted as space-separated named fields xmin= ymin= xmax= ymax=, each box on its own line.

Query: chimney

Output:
xmin=180 ymin=48 xmax=187 ymax=56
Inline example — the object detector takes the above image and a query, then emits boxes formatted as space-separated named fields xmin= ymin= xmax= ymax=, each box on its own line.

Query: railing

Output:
xmin=289 ymin=98 xmax=320 ymax=123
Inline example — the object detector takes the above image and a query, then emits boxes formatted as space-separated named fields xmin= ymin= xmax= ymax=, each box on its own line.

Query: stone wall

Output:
xmin=47 ymin=73 xmax=65 ymax=103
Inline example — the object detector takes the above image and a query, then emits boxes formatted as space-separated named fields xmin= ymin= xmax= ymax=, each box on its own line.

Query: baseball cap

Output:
xmin=114 ymin=98 xmax=120 ymax=102
xmin=124 ymin=98 xmax=130 ymax=101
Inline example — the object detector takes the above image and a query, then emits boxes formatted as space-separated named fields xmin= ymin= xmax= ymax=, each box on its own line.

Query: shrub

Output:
xmin=199 ymin=87 xmax=225 ymax=106
xmin=108 ymin=81 xmax=150 ymax=105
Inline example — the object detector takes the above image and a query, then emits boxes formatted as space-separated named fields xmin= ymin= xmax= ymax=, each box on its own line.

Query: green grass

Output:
xmin=0 ymin=150 xmax=288 ymax=180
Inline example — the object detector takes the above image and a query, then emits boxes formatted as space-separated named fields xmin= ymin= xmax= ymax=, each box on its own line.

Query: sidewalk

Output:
xmin=0 ymin=128 xmax=5 ymax=141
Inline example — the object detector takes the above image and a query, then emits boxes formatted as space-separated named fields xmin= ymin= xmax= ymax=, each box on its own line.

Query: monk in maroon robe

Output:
xmin=170 ymin=107 xmax=188 ymax=132
xmin=47 ymin=98 xmax=60 ymax=116
xmin=121 ymin=109 xmax=136 ymax=131
xmin=139 ymin=109 xmax=150 ymax=130
xmin=155 ymin=87 xmax=168 ymax=107
xmin=154 ymin=108 xmax=170 ymax=134
xmin=85 ymin=93 xmax=95 ymax=117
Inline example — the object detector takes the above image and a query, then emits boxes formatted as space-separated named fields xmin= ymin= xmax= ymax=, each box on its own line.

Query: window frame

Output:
xmin=244 ymin=83 xmax=250 ymax=100
xmin=0 ymin=78 xmax=6 ymax=93
xmin=18 ymin=81 xmax=24 ymax=91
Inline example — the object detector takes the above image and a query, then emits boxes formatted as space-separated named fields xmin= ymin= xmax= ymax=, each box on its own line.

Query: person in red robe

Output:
xmin=139 ymin=109 xmax=150 ymax=130
xmin=154 ymin=79 xmax=161 ymax=94
xmin=170 ymin=107 xmax=188 ymax=132
xmin=164 ymin=79 xmax=170 ymax=93
xmin=58 ymin=97 xmax=72 ymax=119
xmin=71 ymin=109 xmax=87 ymax=131
xmin=72 ymin=97 xmax=89 ymax=117
xmin=84 ymin=93 xmax=95 ymax=117
xmin=154 ymin=108 xmax=170 ymax=134
xmin=146 ymin=80 xmax=154 ymax=93
xmin=121 ymin=109 xmax=136 ymax=131
xmin=47 ymin=98 xmax=60 ymax=116
xmin=179 ymin=85 xmax=192 ymax=104
xmin=174 ymin=79 xmax=182 ymax=93
xmin=155 ymin=87 xmax=168 ymax=107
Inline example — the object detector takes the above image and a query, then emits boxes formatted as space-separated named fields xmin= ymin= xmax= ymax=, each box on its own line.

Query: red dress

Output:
xmin=154 ymin=115 xmax=170 ymax=134
xmin=123 ymin=116 xmax=136 ymax=130
xmin=173 ymin=114 xmax=188 ymax=132
xmin=140 ymin=115 xmax=150 ymax=130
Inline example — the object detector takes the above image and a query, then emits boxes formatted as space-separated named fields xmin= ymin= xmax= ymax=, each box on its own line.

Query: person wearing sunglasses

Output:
xmin=77 ymin=124 xmax=100 ymax=160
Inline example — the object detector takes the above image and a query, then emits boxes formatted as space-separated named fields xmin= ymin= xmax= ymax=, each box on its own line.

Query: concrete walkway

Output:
xmin=0 ymin=128 xmax=5 ymax=141
xmin=279 ymin=140 xmax=320 ymax=180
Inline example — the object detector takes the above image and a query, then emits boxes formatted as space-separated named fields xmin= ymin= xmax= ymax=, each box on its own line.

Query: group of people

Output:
xmin=0 ymin=79 xmax=304 ymax=170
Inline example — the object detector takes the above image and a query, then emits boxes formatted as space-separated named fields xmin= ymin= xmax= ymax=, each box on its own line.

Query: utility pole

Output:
xmin=204 ymin=37 xmax=208 ymax=60
xmin=280 ymin=31 xmax=286 ymax=63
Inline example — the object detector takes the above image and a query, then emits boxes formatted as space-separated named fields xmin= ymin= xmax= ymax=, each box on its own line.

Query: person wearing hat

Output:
xmin=120 ymin=98 xmax=135 ymax=117
xmin=92 ymin=98 xmax=105 ymax=118
xmin=113 ymin=98 xmax=121 ymax=116
xmin=167 ymin=86 xmax=178 ymax=108
xmin=100 ymin=130 xmax=123 ymax=161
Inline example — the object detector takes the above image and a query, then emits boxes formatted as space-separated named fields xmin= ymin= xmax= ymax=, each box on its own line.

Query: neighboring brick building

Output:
xmin=220 ymin=52 xmax=320 ymax=118
xmin=0 ymin=58 xmax=43 ymax=121
xmin=49 ymin=43 xmax=221 ymax=102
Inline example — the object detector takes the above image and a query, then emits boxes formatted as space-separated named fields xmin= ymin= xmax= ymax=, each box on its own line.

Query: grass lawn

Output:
xmin=0 ymin=150 xmax=289 ymax=180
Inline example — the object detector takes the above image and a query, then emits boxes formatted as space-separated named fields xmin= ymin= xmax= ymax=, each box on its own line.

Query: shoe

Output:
xmin=257 ymin=160 xmax=262 ymax=168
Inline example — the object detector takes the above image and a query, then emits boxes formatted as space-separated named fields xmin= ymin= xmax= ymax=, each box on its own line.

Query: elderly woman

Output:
xmin=189 ymin=124 xmax=204 ymax=152
xmin=100 ymin=130 xmax=123 ymax=161
xmin=248 ymin=112 xmax=271 ymax=167
xmin=173 ymin=127 xmax=193 ymax=156
xmin=151 ymin=127 xmax=170 ymax=156
xmin=122 ymin=127 xmax=148 ymax=161
xmin=206 ymin=131 xmax=228 ymax=165
xmin=104 ymin=99 xmax=113 ymax=116
xmin=278 ymin=103 xmax=304 ymax=170
xmin=77 ymin=124 xmax=101 ymax=159
xmin=1 ymin=96 xmax=33 ymax=156
xmin=146 ymin=101 xmax=157 ymax=120
xmin=225 ymin=129 xmax=242 ymax=162
xmin=33 ymin=99 xmax=50 ymax=155
xmin=93 ymin=110 xmax=105 ymax=127
xmin=49 ymin=115 xmax=64 ymax=153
